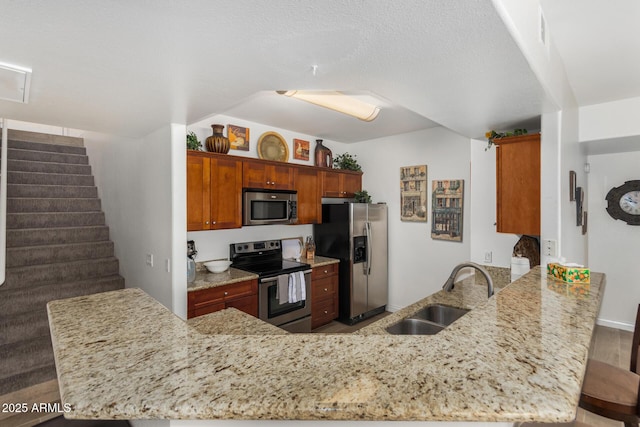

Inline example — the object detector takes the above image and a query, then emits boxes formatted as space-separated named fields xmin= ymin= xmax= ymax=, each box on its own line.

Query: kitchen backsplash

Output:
xmin=187 ymin=224 xmax=313 ymax=262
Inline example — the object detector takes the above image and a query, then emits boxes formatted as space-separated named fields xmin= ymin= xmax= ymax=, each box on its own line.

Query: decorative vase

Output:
xmin=314 ymin=139 xmax=332 ymax=168
xmin=206 ymin=124 xmax=230 ymax=154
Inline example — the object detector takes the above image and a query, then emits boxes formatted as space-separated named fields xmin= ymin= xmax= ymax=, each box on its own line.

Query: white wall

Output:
xmin=83 ymin=125 xmax=180 ymax=316
xmin=469 ymin=139 xmax=519 ymax=268
xmin=348 ymin=127 xmax=471 ymax=311
xmin=587 ymin=151 xmax=640 ymax=330
xmin=580 ymin=97 xmax=640 ymax=142
xmin=186 ymin=115 xmax=347 ymax=262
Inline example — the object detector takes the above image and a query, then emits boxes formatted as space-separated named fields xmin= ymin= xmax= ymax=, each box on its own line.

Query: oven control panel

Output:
xmin=231 ymin=239 xmax=281 ymax=255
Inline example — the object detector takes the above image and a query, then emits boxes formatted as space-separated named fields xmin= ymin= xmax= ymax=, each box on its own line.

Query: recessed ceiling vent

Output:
xmin=0 ymin=62 xmax=32 ymax=104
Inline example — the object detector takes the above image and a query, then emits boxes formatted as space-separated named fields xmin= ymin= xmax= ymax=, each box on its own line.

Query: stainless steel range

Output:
xmin=230 ymin=239 xmax=312 ymax=333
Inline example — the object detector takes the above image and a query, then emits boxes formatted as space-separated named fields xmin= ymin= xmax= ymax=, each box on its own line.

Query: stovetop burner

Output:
xmin=230 ymin=239 xmax=310 ymax=278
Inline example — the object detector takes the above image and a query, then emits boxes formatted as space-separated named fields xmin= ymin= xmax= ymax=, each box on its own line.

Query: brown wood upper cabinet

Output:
xmin=243 ymin=158 xmax=295 ymax=190
xmin=294 ymin=167 xmax=321 ymax=224
xmin=321 ymin=169 xmax=362 ymax=198
xmin=495 ymin=133 xmax=540 ymax=235
xmin=187 ymin=151 xmax=243 ymax=231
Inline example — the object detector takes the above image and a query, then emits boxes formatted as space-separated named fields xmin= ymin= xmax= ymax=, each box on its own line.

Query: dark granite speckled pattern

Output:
xmin=47 ymin=267 xmax=604 ymax=421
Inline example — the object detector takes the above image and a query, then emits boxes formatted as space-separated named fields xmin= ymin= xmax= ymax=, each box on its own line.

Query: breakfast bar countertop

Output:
xmin=47 ymin=267 xmax=604 ymax=422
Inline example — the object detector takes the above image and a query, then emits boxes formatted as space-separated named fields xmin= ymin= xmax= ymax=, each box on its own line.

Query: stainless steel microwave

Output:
xmin=242 ymin=189 xmax=298 ymax=226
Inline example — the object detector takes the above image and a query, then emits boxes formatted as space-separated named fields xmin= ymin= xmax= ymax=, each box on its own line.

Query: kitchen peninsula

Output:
xmin=47 ymin=267 xmax=604 ymax=422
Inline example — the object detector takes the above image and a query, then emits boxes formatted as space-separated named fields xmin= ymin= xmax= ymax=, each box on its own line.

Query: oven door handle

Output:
xmin=260 ymin=269 xmax=312 ymax=283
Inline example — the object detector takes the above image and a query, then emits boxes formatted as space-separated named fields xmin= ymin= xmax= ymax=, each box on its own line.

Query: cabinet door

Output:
xmin=496 ymin=134 xmax=540 ymax=235
xmin=242 ymin=159 xmax=269 ymax=188
xmin=187 ymin=153 xmax=211 ymax=231
xmin=270 ymin=164 xmax=295 ymax=190
xmin=210 ymin=157 xmax=243 ymax=229
xmin=225 ymin=295 xmax=258 ymax=317
xmin=321 ymin=170 xmax=342 ymax=197
xmin=341 ymin=173 xmax=362 ymax=197
xmin=294 ymin=167 xmax=321 ymax=224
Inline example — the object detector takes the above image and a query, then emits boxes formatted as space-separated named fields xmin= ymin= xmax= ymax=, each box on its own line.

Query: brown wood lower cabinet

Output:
xmin=311 ymin=263 xmax=339 ymax=329
xmin=187 ymin=279 xmax=258 ymax=319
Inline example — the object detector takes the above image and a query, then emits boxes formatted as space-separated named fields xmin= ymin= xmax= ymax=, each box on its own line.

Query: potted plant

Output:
xmin=354 ymin=190 xmax=372 ymax=203
xmin=485 ymin=128 xmax=528 ymax=151
xmin=186 ymin=131 xmax=202 ymax=150
xmin=333 ymin=152 xmax=362 ymax=171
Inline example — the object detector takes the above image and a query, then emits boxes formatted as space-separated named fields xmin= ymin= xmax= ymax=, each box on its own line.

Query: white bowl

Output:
xmin=204 ymin=260 xmax=232 ymax=273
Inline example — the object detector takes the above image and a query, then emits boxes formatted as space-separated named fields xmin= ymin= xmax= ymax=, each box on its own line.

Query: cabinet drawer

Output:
xmin=188 ymin=279 xmax=257 ymax=308
xmin=312 ymin=275 xmax=338 ymax=297
xmin=189 ymin=301 xmax=226 ymax=318
xmin=312 ymin=296 xmax=338 ymax=327
xmin=311 ymin=263 xmax=338 ymax=279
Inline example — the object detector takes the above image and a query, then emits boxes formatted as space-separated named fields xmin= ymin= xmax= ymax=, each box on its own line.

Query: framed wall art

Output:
xmin=569 ymin=170 xmax=576 ymax=201
xmin=400 ymin=165 xmax=427 ymax=222
xmin=228 ymin=124 xmax=250 ymax=151
xmin=576 ymin=186 xmax=584 ymax=226
xmin=431 ymin=179 xmax=464 ymax=242
xmin=293 ymin=139 xmax=310 ymax=161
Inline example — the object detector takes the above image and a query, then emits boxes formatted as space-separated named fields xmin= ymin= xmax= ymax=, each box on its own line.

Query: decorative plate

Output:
xmin=257 ymin=132 xmax=289 ymax=162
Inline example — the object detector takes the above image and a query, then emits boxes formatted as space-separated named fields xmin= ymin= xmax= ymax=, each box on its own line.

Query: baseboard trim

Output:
xmin=597 ymin=317 xmax=634 ymax=332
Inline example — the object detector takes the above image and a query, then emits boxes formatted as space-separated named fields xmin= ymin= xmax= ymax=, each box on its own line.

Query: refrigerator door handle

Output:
xmin=365 ymin=221 xmax=372 ymax=275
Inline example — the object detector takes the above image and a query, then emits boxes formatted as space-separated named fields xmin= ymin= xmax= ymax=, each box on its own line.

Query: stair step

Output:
xmin=2 ymin=257 xmax=120 ymax=290
xmin=7 ymin=241 xmax=115 ymax=267
xmin=7 ymin=159 xmax=92 ymax=175
xmin=5 ymin=147 xmax=89 ymax=165
xmin=6 ymin=225 xmax=110 ymax=247
xmin=0 ymin=364 xmax=57 ymax=397
xmin=5 ymin=137 xmax=86 ymax=155
xmin=0 ymin=310 xmax=50 ymax=345
xmin=0 ymin=337 xmax=55 ymax=383
xmin=0 ymin=276 xmax=125 ymax=317
xmin=7 ymin=183 xmax=98 ymax=198
xmin=7 ymin=197 xmax=101 ymax=213
xmin=7 ymin=211 xmax=105 ymax=229
xmin=8 ymin=171 xmax=94 ymax=186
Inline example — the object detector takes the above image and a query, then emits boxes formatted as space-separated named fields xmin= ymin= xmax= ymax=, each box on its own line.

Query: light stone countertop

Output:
xmin=187 ymin=257 xmax=338 ymax=292
xmin=47 ymin=266 xmax=604 ymax=422
xmin=187 ymin=266 xmax=258 ymax=292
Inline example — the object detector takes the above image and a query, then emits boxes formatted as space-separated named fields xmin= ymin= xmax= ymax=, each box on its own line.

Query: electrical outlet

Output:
xmin=542 ymin=239 xmax=557 ymax=257
xmin=484 ymin=251 xmax=492 ymax=263
xmin=146 ymin=253 xmax=154 ymax=267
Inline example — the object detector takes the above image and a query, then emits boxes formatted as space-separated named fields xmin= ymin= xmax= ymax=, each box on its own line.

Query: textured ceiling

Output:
xmin=0 ymin=1 xmax=551 ymax=141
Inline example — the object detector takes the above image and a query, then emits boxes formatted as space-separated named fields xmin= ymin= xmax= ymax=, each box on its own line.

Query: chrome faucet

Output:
xmin=442 ymin=262 xmax=494 ymax=298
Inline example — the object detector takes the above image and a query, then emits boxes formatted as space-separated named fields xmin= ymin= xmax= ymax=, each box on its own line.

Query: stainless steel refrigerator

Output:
xmin=314 ymin=203 xmax=388 ymax=324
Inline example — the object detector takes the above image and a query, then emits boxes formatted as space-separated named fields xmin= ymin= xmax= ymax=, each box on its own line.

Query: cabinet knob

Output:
xmin=266 ymin=181 xmax=271 ymax=185
xmin=224 ymin=291 xmax=228 ymax=296
xmin=212 ymin=221 xmax=216 ymax=225
xmin=323 ymin=288 xmax=328 ymax=292
xmin=324 ymin=310 xmax=328 ymax=314
xmin=205 ymin=221 xmax=209 ymax=225
xmin=323 ymin=270 xmax=328 ymax=273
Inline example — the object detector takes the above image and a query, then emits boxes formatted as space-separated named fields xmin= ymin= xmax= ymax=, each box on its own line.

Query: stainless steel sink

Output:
xmin=385 ymin=318 xmax=444 ymax=335
xmin=386 ymin=304 xmax=470 ymax=335
xmin=410 ymin=304 xmax=470 ymax=326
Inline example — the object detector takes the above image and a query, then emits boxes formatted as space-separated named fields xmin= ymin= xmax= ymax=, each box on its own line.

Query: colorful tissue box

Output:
xmin=547 ymin=263 xmax=590 ymax=284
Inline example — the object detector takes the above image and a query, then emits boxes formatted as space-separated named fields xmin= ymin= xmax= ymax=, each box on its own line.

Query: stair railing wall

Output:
xmin=0 ymin=118 xmax=7 ymax=285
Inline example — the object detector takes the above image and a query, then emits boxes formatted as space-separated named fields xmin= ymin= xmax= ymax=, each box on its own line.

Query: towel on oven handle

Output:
xmin=288 ymin=271 xmax=306 ymax=303
xmin=277 ymin=274 xmax=289 ymax=304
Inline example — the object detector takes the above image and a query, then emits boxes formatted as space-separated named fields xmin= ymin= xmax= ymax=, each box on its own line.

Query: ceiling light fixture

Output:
xmin=277 ymin=90 xmax=380 ymax=122
xmin=0 ymin=62 xmax=32 ymax=104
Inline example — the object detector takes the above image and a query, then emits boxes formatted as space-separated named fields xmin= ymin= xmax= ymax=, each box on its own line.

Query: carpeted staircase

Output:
xmin=0 ymin=131 xmax=125 ymax=396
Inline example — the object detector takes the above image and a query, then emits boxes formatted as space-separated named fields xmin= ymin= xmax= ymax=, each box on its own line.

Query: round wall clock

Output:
xmin=605 ymin=180 xmax=640 ymax=225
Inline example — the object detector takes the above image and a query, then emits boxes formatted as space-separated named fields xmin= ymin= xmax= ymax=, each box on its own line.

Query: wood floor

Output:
xmin=1 ymin=317 xmax=630 ymax=427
